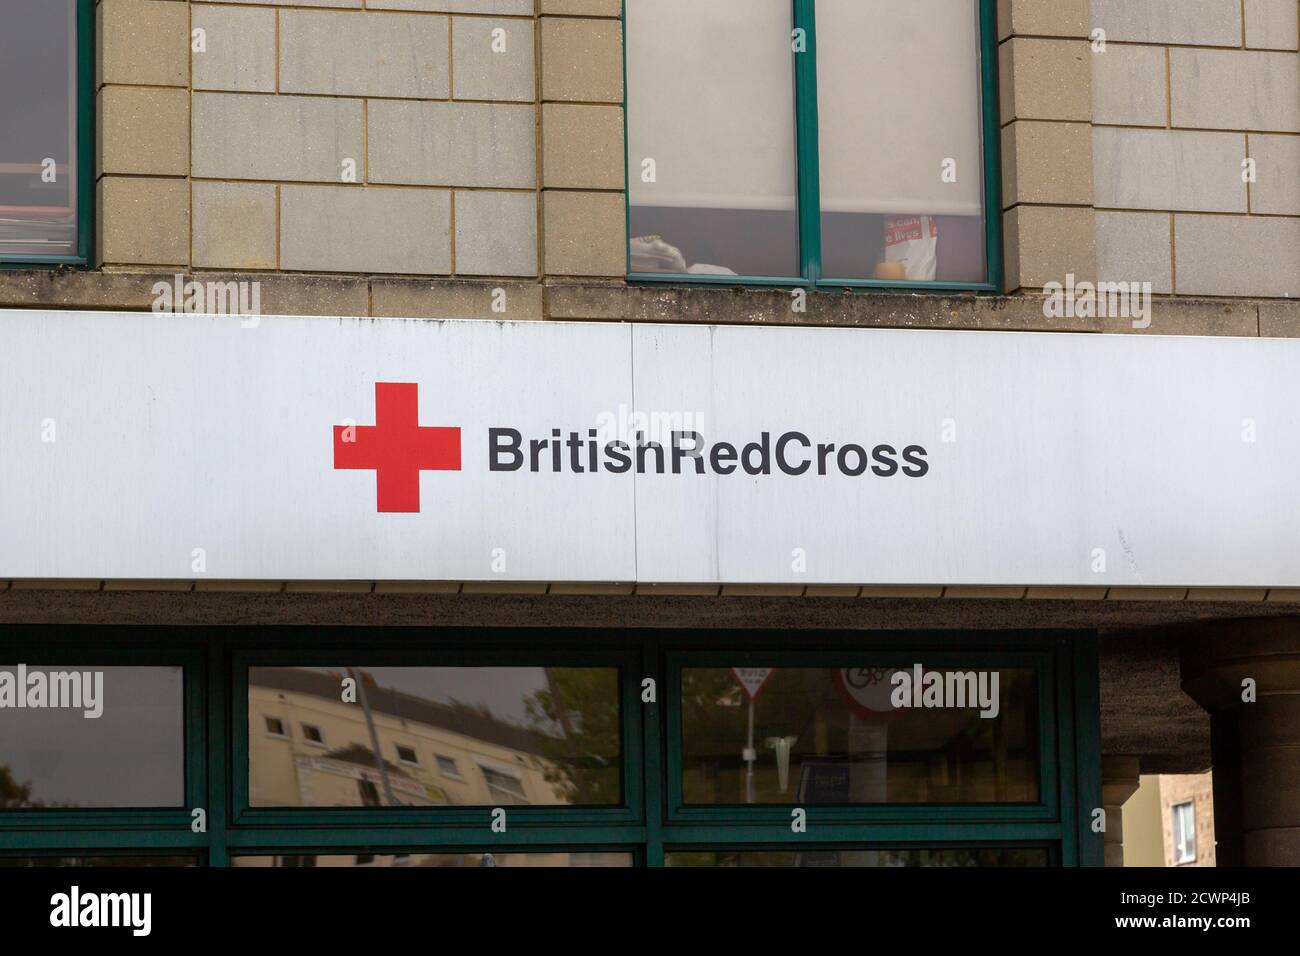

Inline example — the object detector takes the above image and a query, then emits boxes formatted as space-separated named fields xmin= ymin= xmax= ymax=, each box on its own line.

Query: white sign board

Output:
xmin=2 ymin=310 xmax=1299 ymax=586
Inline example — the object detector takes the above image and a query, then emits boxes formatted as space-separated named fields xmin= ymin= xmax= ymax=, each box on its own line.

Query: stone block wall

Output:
xmin=94 ymin=0 xmax=627 ymax=291
xmin=27 ymin=0 xmax=1292 ymax=327
xmin=1090 ymin=0 xmax=1299 ymax=298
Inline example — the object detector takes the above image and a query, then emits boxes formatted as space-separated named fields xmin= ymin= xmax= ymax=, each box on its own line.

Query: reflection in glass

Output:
xmin=626 ymin=0 xmax=799 ymax=277
xmin=0 ymin=665 xmax=185 ymax=808
xmin=248 ymin=667 xmax=621 ymax=807
xmin=816 ymin=0 xmax=987 ymax=282
xmin=0 ymin=856 xmax=197 ymax=867
xmin=233 ymin=852 xmax=632 ymax=868
xmin=680 ymin=666 xmax=1038 ymax=805
xmin=0 ymin=0 xmax=79 ymax=258
xmin=666 ymin=847 xmax=1049 ymax=867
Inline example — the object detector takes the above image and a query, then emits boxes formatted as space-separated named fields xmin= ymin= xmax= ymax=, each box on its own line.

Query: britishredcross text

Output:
xmin=489 ymin=429 xmax=930 ymax=478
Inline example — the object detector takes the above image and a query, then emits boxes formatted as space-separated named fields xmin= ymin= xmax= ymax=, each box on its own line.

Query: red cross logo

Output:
xmin=333 ymin=383 xmax=461 ymax=513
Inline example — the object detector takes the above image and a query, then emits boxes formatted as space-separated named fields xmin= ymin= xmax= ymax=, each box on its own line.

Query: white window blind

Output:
xmin=817 ymin=0 xmax=984 ymax=217
xmin=626 ymin=0 xmax=797 ymax=211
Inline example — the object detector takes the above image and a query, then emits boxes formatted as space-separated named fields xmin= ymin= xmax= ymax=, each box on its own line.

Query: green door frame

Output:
xmin=622 ymin=0 xmax=1004 ymax=294
xmin=0 ymin=626 xmax=1102 ymax=867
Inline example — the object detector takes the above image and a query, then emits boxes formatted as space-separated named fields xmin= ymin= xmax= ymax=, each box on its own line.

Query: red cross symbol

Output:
xmin=333 ymin=383 xmax=461 ymax=513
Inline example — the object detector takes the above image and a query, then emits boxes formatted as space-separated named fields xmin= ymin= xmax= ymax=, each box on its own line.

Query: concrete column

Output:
xmin=1102 ymin=754 xmax=1141 ymax=867
xmin=1181 ymin=618 xmax=1300 ymax=866
xmin=996 ymin=0 xmax=1096 ymax=294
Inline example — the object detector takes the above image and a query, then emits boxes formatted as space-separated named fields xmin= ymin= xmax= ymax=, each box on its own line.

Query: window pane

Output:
xmin=680 ymin=665 xmax=1039 ymax=804
xmin=232 ymin=852 xmax=632 ymax=868
xmin=1173 ymin=801 xmax=1196 ymax=863
xmin=666 ymin=847 xmax=1050 ymax=867
xmin=0 ymin=665 xmax=185 ymax=808
xmin=248 ymin=666 xmax=622 ymax=807
xmin=816 ymin=0 xmax=986 ymax=282
xmin=626 ymin=0 xmax=799 ymax=277
xmin=0 ymin=0 xmax=79 ymax=259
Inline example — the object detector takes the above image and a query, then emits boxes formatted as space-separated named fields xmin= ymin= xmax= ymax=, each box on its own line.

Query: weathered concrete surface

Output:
xmin=3 ymin=590 xmax=1297 ymax=630
xmin=2 ymin=269 xmax=1298 ymax=336
xmin=1101 ymin=628 xmax=1211 ymax=773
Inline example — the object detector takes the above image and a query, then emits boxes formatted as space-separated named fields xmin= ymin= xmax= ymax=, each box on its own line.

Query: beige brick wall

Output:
xmin=1090 ymin=0 xmax=1300 ymax=299
xmin=93 ymin=0 xmax=628 ymax=296
xmin=998 ymin=1 xmax=1097 ymax=291
xmin=78 ymin=0 xmax=1300 ymax=322
xmin=1160 ymin=771 xmax=1217 ymax=866
xmin=96 ymin=0 xmax=191 ymax=266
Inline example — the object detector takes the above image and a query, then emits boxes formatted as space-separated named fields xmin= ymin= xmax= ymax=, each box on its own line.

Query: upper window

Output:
xmin=1172 ymin=801 xmax=1197 ymax=864
xmin=625 ymin=0 xmax=996 ymax=289
xmin=435 ymin=754 xmax=461 ymax=778
xmin=0 ymin=0 xmax=88 ymax=263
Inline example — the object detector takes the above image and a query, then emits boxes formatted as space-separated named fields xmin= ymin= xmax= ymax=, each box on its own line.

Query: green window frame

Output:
xmin=663 ymin=645 xmax=1059 ymax=825
xmin=230 ymin=644 xmax=645 ymax=830
xmin=0 ymin=627 xmax=1100 ymax=867
xmin=0 ymin=0 xmax=95 ymax=268
xmin=662 ymin=842 xmax=1059 ymax=867
xmin=0 ymin=639 xmax=206 ymax=854
xmin=622 ymin=0 xmax=1004 ymax=293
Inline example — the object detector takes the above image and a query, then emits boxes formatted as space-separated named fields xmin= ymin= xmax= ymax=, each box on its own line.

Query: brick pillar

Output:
xmin=538 ymin=1 xmax=626 ymax=282
xmin=996 ymin=0 xmax=1096 ymax=294
xmin=97 ymin=0 xmax=192 ymax=268
xmin=1102 ymin=754 xmax=1141 ymax=867
xmin=1181 ymin=618 xmax=1300 ymax=866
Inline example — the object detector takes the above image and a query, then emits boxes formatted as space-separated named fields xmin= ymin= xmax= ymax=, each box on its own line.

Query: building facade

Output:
xmin=1 ymin=0 xmax=1298 ymax=868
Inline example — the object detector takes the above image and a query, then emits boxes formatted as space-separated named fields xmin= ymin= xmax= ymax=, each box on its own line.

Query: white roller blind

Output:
xmin=817 ymin=0 xmax=984 ymax=216
xmin=626 ymin=0 xmax=797 ymax=211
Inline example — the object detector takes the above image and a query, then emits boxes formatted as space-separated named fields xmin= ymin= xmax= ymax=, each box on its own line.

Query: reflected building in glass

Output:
xmin=248 ymin=666 xmax=621 ymax=810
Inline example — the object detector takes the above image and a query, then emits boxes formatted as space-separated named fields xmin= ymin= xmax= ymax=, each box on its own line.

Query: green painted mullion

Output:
xmin=793 ymin=0 xmax=822 ymax=285
xmin=229 ymin=654 xmax=251 ymax=826
xmin=627 ymin=272 xmax=809 ymax=288
xmin=0 ymin=255 xmax=87 ymax=269
xmin=620 ymin=0 xmax=631 ymax=278
xmin=76 ymin=0 xmax=94 ymax=266
xmin=206 ymin=638 xmax=229 ymax=867
xmin=661 ymin=821 xmax=1064 ymax=845
xmin=1072 ymin=633 xmax=1104 ymax=866
xmin=2 ymin=830 xmax=209 ymax=852
xmin=818 ymin=279 xmax=1001 ymax=294
xmin=979 ymin=0 xmax=1005 ymax=290
xmin=224 ymin=827 xmax=649 ymax=852
xmin=641 ymin=637 xmax=664 ymax=866
xmin=621 ymin=651 xmax=646 ymax=831
xmin=1033 ymin=649 xmax=1061 ymax=825
xmin=1054 ymin=637 xmax=1080 ymax=866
